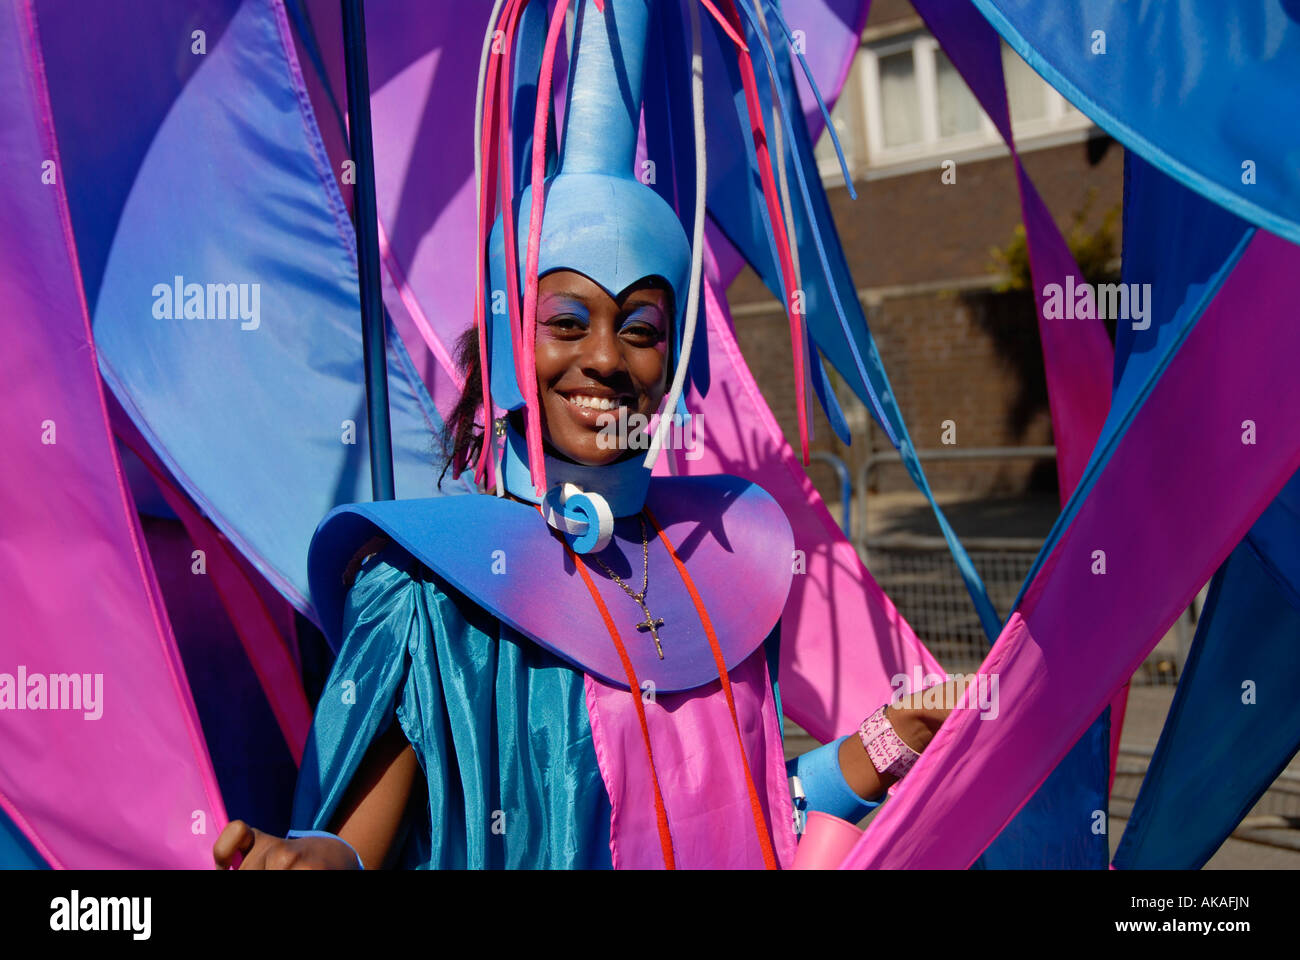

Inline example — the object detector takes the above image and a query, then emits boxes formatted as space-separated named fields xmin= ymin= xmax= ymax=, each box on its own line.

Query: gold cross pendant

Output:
xmin=637 ymin=616 xmax=666 ymax=659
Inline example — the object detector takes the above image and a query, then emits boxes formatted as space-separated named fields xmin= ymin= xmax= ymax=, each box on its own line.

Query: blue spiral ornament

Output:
xmin=541 ymin=482 xmax=615 ymax=554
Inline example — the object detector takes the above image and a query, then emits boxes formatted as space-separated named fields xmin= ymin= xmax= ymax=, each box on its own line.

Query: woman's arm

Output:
xmin=328 ymin=719 xmax=420 ymax=868
xmin=214 ymin=538 xmax=421 ymax=870
xmin=787 ymin=676 xmax=972 ymax=826
xmin=212 ymin=720 xmax=419 ymax=870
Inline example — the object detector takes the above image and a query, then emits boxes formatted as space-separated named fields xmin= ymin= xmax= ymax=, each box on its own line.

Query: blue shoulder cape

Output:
xmin=307 ymin=474 xmax=795 ymax=693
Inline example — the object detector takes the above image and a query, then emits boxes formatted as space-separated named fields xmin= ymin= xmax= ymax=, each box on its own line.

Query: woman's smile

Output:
xmin=533 ymin=269 xmax=670 ymax=466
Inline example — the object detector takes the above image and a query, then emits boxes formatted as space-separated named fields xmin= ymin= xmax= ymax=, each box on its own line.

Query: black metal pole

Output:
xmin=341 ymin=0 xmax=395 ymax=501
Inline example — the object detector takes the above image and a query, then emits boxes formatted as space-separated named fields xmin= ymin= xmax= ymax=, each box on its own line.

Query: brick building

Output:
xmin=727 ymin=0 xmax=1124 ymax=507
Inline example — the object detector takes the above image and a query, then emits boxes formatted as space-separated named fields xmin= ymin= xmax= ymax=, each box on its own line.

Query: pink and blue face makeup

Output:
xmin=533 ymin=275 xmax=672 ymax=464
xmin=619 ymin=301 xmax=669 ymax=355
xmin=536 ymin=290 xmax=669 ymax=355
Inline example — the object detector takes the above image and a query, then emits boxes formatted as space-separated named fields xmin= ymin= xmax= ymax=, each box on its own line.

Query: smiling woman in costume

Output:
xmin=213 ymin=0 xmax=961 ymax=871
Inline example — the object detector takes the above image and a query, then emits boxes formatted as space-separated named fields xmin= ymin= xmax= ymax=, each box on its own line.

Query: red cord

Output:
xmin=556 ymin=516 xmax=677 ymax=869
xmin=645 ymin=507 xmax=780 ymax=869
xmin=718 ymin=0 xmax=809 ymax=466
xmin=496 ymin=0 xmax=527 ymax=421
xmin=518 ymin=0 xmax=574 ymax=495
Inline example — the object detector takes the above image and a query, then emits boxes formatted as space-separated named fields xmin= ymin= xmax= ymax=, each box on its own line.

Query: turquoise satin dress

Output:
xmin=291 ymin=543 xmax=614 ymax=868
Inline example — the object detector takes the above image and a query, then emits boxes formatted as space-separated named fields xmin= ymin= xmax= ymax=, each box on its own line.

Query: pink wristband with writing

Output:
xmin=858 ymin=704 xmax=920 ymax=780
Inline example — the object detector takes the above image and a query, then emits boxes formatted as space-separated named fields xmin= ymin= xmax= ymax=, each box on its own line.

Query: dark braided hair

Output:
xmin=439 ymin=326 xmax=489 ymax=487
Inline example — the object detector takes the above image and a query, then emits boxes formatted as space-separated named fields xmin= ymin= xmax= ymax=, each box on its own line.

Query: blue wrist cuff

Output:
xmin=286 ymin=829 xmax=365 ymax=870
xmin=787 ymin=734 xmax=883 ymax=824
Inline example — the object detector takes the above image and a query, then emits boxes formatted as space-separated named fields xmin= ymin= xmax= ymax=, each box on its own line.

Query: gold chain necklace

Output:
xmin=589 ymin=515 xmax=665 ymax=659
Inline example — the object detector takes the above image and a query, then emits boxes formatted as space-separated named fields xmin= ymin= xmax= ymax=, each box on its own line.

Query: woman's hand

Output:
xmin=212 ymin=820 xmax=361 ymax=870
xmin=838 ymin=676 xmax=974 ymax=801
xmin=886 ymin=676 xmax=975 ymax=752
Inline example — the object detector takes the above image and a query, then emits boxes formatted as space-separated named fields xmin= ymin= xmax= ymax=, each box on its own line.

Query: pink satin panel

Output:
xmin=0 ymin=0 xmax=225 ymax=867
xmin=842 ymin=230 xmax=1300 ymax=868
xmin=585 ymin=647 xmax=796 ymax=869
xmin=673 ymin=236 xmax=945 ymax=743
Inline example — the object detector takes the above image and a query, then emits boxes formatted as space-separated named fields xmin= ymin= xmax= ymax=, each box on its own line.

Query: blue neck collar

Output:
xmin=501 ymin=419 xmax=651 ymax=518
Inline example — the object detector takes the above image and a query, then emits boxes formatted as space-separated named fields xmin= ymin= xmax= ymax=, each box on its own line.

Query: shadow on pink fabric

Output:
xmin=675 ymin=239 xmax=945 ymax=743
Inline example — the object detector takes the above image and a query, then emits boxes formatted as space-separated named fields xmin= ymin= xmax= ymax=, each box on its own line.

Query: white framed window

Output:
xmin=814 ymin=32 xmax=1097 ymax=183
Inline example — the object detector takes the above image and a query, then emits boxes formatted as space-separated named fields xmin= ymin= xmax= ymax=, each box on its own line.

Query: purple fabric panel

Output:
xmin=842 ymin=230 xmax=1300 ymax=868
xmin=709 ymin=221 xmax=750 ymax=289
xmin=112 ymin=410 xmax=312 ymax=766
xmin=1015 ymin=165 xmax=1114 ymax=495
xmin=287 ymin=1 xmax=469 ymax=417
xmin=364 ymin=4 xmax=482 ymax=418
xmin=0 ymin=0 xmax=225 ymax=867
xmin=785 ymin=0 xmax=873 ymax=138
xmin=910 ymin=0 xmax=1010 ymax=140
xmin=288 ymin=0 xmax=464 ymax=416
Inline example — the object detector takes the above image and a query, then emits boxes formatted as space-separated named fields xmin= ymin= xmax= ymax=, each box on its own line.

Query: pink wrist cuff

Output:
xmin=858 ymin=705 xmax=920 ymax=780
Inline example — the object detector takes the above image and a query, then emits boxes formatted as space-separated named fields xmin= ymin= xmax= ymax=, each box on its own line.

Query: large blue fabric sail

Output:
xmin=40 ymin=0 xmax=469 ymax=621
xmin=971 ymin=0 xmax=1300 ymax=246
xmin=976 ymin=716 xmax=1111 ymax=868
xmin=1115 ymin=467 xmax=1300 ymax=868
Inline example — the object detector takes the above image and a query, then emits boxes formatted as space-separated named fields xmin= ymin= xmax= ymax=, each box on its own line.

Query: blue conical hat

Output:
xmin=488 ymin=0 xmax=692 ymax=410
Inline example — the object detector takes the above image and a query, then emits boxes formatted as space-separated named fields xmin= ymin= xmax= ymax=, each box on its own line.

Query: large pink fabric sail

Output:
xmin=841 ymin=230 xmax=1300 ymax=868
xmin=0 ymin=0 xmax=225 ymax=867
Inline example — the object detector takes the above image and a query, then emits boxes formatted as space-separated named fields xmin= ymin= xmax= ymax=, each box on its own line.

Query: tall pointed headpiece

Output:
xmin=470 ymin=0 xmax=855 ymax=494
